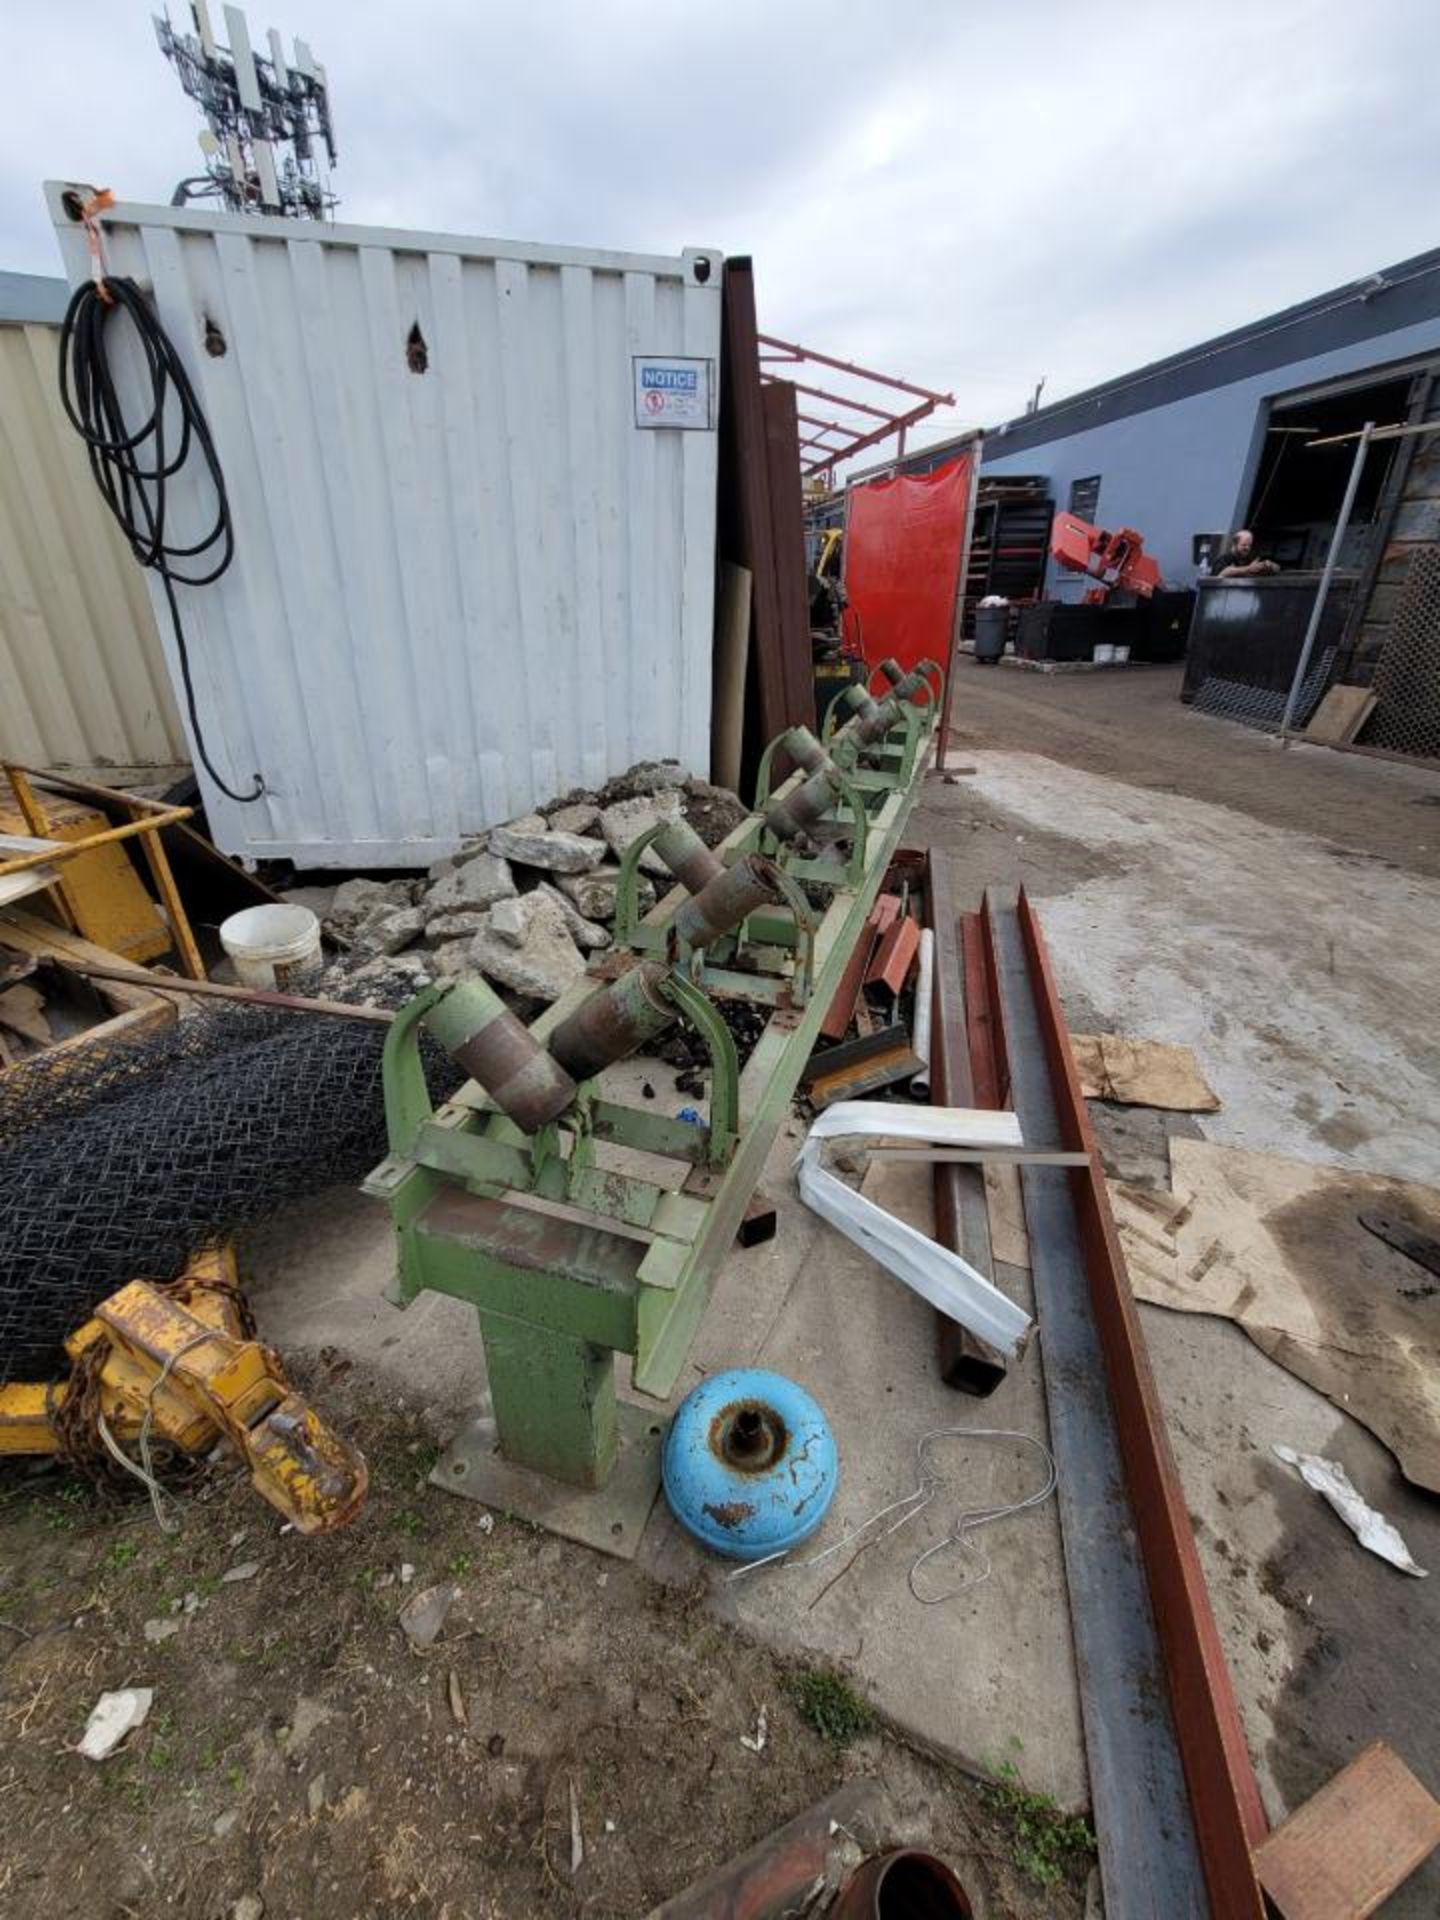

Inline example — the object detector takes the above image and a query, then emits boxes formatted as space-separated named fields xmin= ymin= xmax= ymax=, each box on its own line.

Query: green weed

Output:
xmin=786 ymin=1666 xmax=875 ymax=1746
xmin=987 ymin=1749 xmax=1096 ymax=1889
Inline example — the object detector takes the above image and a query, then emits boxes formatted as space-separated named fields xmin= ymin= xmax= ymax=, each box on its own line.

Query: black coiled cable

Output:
xmin=58 ymin=275 xmax=263 ymax=802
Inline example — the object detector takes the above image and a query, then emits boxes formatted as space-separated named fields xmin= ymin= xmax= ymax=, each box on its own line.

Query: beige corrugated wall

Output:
xmin=0 ymin=319 xmax=187 ymax=773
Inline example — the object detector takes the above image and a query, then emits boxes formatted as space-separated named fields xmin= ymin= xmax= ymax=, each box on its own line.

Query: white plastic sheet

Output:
xmin=797 ymin=1103 xmax=1033 ymax=1357
xmin=1274 ymin=1446 xmax=1428 ymax=1577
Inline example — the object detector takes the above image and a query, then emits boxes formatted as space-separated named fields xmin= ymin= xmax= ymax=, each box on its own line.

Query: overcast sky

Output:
xmin=5 ymin=2 xmax=1437 ymax=439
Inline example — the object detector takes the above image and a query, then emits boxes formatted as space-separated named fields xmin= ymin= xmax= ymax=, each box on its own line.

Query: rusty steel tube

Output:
xmin=780 ymin=724 xmax=827 ymax=774
xmin=650 ymin=817 xmax=724 ymax=896
xmin=547 ymin=961 xmax=676 ymax=1081
xmin=671 ymin=853 xmax=786 ymax=952
xmin=836 ymin=684 xmax=881 ymax=729
xmin=763 ymin=764 xmax=843 ymax=843
xmin=856 ymin=695 xmax=901 ymax=745
xmin=423 ymin=977 xmax=577 ymax=1133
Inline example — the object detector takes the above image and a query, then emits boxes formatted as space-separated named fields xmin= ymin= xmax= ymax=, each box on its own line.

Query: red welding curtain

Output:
xmin=844 ymin=455 xmax=972 ymax=676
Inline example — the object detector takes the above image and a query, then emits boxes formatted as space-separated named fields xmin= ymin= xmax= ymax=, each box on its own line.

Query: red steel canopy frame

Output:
xmin=757 ymin=334 xmax=954 ymax=480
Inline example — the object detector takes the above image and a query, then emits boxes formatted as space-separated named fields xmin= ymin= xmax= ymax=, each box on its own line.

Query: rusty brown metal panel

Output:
xmin=1014 ymin=887 xmax=1268 ymax=1919
xmin=866 ymin=914 xmax=919 ymax=994
xmin=760 ymin=376 xmax=820 ymax=732
xmin=960 ymin=911 xmax=1003 ymax=1110
xmin=719 ymin=260 xmax=811 ymax=772
xmin=926 ymin=852 xmax=1006 ymax=1396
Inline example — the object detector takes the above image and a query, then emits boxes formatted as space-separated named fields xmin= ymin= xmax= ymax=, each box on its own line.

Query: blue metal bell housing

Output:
xmin=662 ymin=1368 xmax=838 ymax=1561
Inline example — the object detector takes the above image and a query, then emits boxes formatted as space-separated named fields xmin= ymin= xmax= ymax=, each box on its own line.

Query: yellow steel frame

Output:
xmin=1 ymin=764 xmax=205 ymax=981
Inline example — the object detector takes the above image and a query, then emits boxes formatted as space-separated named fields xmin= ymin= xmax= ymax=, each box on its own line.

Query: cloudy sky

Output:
xmin=5 ymin=1 xmax=1436 ymax=439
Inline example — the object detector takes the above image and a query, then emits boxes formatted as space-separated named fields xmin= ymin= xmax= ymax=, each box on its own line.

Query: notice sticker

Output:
xmin=633 ymin=356 xmax=714 ymax=430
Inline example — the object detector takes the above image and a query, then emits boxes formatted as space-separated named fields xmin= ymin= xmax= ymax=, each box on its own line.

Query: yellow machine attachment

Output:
xmin=0 ymin=1247 xmax=367 ymax=1535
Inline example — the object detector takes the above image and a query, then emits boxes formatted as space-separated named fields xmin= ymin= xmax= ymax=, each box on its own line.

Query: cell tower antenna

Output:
xmin=154 ymin=3 xmax=338 ymax=218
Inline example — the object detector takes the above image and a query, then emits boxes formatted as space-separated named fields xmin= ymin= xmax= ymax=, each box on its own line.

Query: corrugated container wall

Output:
xmin=0 ymin=272 xmax=187 ymax=776
xmin=48 ymin=189 xmax=722 ymax=866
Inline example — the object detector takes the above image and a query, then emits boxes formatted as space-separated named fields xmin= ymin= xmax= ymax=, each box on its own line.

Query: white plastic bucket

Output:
xmin=1093 ymin=642 xmax=1116 ymax=664
xmin=219 ymin=903 xmax=323 ymax=991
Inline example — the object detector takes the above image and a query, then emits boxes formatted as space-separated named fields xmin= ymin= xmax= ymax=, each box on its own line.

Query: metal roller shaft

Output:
xmin=876 ymin=656 xmax=904 ymax=686
xmin=423 ymin=978 xmax=577 ymax=1133
xmin=671 ymin=853 xmax=786 ymax=952
xmin=547 ymin=961 xmax=676 ymax=1082
xmin=835 ymin=684 xmax=881 ymax=729
xmin=763 ymin=764 xmax=844 ymax=842
xmin=780 ymin=724 xmax=828 ymax=775
xmin=650 ymin=816 xmax=724 ymax=896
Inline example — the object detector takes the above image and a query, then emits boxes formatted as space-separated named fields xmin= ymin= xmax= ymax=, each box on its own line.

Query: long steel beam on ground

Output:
xmin=1013 ymin=887 xmax=1269 ymax=1916
xmin=988 ymin=888 xmax=1213 ymax=1917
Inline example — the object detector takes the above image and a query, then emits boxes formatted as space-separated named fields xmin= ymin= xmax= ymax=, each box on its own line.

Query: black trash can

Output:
xmin=974 ymin=604 xmax=1008 ymax=664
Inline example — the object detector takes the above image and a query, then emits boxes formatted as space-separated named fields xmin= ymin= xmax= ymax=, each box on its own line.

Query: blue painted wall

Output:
xmin=980 ymin=317 xmax=1440 ymax=594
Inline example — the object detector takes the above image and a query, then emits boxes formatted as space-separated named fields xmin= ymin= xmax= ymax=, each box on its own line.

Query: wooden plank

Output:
xmin=0 ymin=908 xmax=176 ymax=1059
xmin=0 ymin=983 xmax=52 ymax=1045
xmin=1305 ymin=684 xmax=1378 ymax=746
xmin=709 ymin=561 xmax=752 ymax=792
xmin=0 ymin=867 xmax=60 ymax=908
xmin=1254 ymin=1741 xmax=1440 ymax=1919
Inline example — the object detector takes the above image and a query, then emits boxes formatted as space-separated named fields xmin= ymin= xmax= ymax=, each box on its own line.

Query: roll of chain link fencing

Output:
xmin=0 ymin=977 xmax=455 ymax=1384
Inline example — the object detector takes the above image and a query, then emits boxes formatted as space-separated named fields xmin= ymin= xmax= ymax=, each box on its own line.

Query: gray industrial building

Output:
xmin=873 ymin=247 xmax=1440 ymax=764
xmin=980 ymin=245 xmax=1440 ymax=594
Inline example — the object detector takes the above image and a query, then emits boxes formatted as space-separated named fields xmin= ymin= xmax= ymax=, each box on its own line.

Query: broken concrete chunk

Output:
xmin=546 ymin=801 xmax=601 ymax=836
xmin=424 ymin=852 xmax=517 ymax=918
xmin=424 ymin=911 xmax=489 ymax=944
xmin=232 ymin=1895 xmax=265 ymax=1920
xmin=557 ymin=865 xmax=655 ymax=923
xmin=398 ymin=1582 xmax=460 ymax=1650
xmin=352 ymin=904 xmax=426 ymax=958
xmin=144 ymin=1617 xmax=181 ymax=1645
xmin=79 ymin=1687 xmax=154 ymax=1760
xmin=599 ymin=792 xmax=684 ymax=875
xmin=536 ymin=880 xmax=610 ymax=951
xmin=468 ymin=894 xmax=587 ymax=1002
xmin=350 ymin=952 xmax=431 ymax=988
xmin=488 ymin=824 xmax=608 ymax=875
xmin=501 ymin=812 xmax=547 ymax=835
xmin=488 ymin=896 xmax=528 ymax=947
xmin=327 ymin=877 xmax=414 ymax=938
xmin=426 ymin=854 xmax=458 ymax=884
xmin=429 ymin=939 xmax=476 ymax=980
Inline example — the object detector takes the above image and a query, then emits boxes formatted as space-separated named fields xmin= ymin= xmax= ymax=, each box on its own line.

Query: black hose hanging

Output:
xmin=58 ymin=275 xmax=263 ymax=802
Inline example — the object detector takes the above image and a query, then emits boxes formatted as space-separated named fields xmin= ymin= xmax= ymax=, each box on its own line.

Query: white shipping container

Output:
xmin=47 ymin=186 xmax=722 ymax=866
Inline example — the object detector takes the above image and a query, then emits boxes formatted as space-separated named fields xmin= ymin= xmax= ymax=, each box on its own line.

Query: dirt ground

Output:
xmin=0 ymin=1361 xmax=1093 ymax=1920
xmin=946 ymin=659 xmax=1440 ymax=879
xmin=5 ymin=660 xmax=1437 ymax=1918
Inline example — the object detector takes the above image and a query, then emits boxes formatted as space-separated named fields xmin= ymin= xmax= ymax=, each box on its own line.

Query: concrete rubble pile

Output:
xmin=313 ymin=762 xmax=749 ymax=1007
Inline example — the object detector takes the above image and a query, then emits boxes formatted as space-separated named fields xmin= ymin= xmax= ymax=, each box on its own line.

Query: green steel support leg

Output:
xmin=477 ymin=1307 xmax=618 ymax=1489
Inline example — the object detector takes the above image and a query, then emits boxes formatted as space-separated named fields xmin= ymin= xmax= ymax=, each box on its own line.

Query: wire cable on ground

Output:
xmin=726 ymin=1427 xmax=1057 ymax=1606
xmin=58 ymin=272 xmax=263 ymax=803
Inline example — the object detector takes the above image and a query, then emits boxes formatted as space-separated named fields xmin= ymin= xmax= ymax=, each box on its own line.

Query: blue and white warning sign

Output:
xmin=633 ymin=356 xmax=714 ymax=430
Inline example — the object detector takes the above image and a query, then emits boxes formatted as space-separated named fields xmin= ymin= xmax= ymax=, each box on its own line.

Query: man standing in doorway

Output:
xmin=1217 ymin=528 xmax=1280 ymax=577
